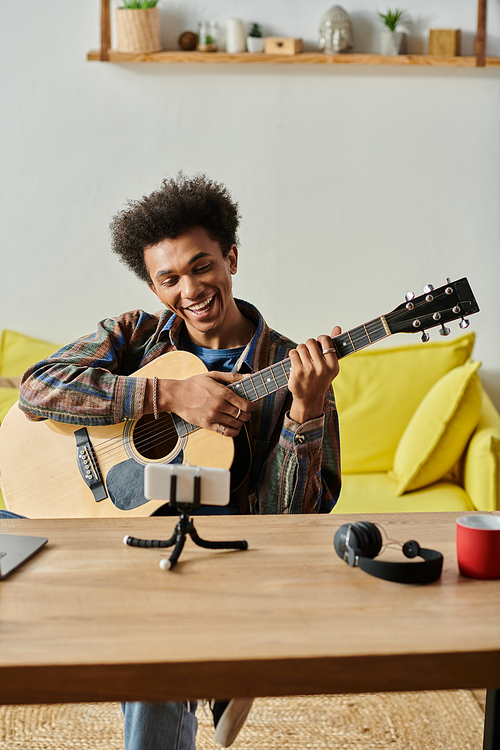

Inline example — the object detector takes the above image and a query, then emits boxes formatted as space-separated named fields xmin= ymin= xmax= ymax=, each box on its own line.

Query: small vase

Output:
xmin=246 ymin=36 xmax=265 ymax=53
xmin=380 ymin=31 xmax=406 ymax=56
xmin=198 ymin=21 xmax=219 ymax=52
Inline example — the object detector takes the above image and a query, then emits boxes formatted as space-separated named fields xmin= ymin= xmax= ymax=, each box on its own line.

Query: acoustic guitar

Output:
xmin=0 ymin=277 xmax=479 ymax=518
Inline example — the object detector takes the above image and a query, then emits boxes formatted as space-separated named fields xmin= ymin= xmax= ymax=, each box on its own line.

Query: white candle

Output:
xmin=225 ymin=18 xmax=246 ymax=53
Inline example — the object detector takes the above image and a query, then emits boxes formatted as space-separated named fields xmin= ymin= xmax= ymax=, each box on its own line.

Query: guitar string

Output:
xmin=88 ymin=320 xmax=390 ymax=463
xmin=91 ymin=370 xmax=321 ymax=465
xmin=93 ymin=418 xmax=194 ymax=463
xmin=88 ymin=362 xmax=290 ymax=461
xmin=88 ymin=369 xmax=284 ymax=464
xmin=84 ymin=295 xmax=451 ymax=463
xmin=91 ymin=375 xmax=276 ymax=463
xmin=130 ymin=290 xmax=453 ymax=457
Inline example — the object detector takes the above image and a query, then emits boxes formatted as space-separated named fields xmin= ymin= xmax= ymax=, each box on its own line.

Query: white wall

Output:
xmin=1 ymin=1 xmax=500 ymax=407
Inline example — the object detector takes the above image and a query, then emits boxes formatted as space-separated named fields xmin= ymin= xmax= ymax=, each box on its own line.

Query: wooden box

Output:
xmin=264 ymin=37 xmax=303 ymax=55
xmin=428 ymin=29 xmax=461 ymax=57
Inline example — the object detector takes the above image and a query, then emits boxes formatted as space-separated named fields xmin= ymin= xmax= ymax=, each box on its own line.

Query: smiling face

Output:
xmin=145 ymin=226 xmax=244 ymax=349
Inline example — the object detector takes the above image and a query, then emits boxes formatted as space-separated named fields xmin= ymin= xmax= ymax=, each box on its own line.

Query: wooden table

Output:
xmin=1 ymin=512 xmax=499 ymax=747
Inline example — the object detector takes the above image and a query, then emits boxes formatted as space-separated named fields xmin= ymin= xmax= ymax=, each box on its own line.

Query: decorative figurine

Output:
xmin=319 ymin=5 xmax=354 ymax=54
xmin=177 ymin=31 xmax=197 ymax=51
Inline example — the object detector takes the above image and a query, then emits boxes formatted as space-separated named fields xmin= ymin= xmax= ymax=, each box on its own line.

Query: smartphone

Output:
xmin=144 ymin=464 xmax=230 ymax=506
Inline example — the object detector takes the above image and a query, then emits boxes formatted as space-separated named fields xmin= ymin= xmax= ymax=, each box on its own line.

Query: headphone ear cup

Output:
xmin=334 ymin=522 xmax=383 ymax=561
xmin=354 ymin=521 xmax=383 ymax=558
xmin=333 ymin=521 xmax=382 ymax=560
xmin=334 ymin=524 xmax=350 ymax=559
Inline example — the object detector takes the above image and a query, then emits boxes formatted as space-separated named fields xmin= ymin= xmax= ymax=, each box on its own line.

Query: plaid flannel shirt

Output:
xmin=20 ymin=300 xmax=341 ymax=514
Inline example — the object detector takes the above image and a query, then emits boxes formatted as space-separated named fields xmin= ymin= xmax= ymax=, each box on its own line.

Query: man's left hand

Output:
xmin=288 ymin=326 xmax=341 ymax=424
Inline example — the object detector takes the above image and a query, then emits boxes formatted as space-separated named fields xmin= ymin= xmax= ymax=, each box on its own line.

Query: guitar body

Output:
xmin=0 ymin=351 xmax=235 ymax=518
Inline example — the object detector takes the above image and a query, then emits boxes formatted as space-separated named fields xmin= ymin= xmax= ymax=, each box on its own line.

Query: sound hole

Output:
xmin=132 ymin=412 xmax=179 ymax=460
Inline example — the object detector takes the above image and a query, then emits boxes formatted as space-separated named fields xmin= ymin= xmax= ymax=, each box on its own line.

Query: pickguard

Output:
xmin=107 ymin=451 xmax=184 ymax=511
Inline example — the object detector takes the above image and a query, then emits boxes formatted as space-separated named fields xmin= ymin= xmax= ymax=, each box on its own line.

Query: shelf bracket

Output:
xmin=100 ymin=0 xmax=111 ymax=61
xmin=475 ymin=0 xmax=487 ymax=67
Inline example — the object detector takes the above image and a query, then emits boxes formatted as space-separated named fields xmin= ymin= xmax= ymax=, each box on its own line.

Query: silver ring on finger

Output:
xmin=235 ymin=408 xmax=241 ymax=420
xmin=217 ymin=424 xmax=225 ymax=435
xmin=322 ymin=347 xmax=336 ymax=355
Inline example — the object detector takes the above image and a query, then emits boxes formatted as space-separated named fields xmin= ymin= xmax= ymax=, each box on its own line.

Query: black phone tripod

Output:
xmin=124 ymin=472 xmax=248 ymax=570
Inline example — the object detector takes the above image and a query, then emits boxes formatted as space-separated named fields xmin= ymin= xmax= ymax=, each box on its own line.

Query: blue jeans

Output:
xmin=0 ymin=508 xmax=200 ymax=749
xmin=122 ymin=701 xmax=198 ymax=750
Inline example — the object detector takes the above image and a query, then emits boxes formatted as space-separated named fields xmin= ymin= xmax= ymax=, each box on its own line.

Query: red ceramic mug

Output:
xmin=456 ymin=515 xmax=500 ymax=580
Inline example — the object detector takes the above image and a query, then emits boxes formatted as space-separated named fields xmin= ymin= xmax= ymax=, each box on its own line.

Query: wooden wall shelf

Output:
xmin=87 ymin=50 xmax=500 ymax=67
xmin=90 ymin=0 xmax=497 ymax=68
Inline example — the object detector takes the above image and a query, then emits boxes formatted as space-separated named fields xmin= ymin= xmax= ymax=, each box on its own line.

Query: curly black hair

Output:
xmin=110 ymin=173 xmax=241 ymax=283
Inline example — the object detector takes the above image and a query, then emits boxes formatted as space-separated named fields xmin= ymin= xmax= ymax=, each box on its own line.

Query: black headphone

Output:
xmin=334 ymin=521 xmax=443 ymax=584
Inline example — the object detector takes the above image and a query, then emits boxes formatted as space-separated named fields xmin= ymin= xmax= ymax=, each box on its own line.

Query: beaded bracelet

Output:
xmin=153 ymin=376 xmax=159 ymax=420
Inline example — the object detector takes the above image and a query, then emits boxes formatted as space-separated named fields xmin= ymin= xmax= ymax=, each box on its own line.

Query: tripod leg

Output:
xmin=124 ymin=530 xmax=177 ymax=548
xmin=159 ymin=531 xmax=187 ymax=571
xmin=188 ymin=522 xmax=248 ymax=551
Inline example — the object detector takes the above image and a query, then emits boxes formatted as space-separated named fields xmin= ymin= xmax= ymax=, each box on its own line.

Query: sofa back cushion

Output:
xmin=0 ymin=329 xmax=59 ymax=377
xmin=334 ymin=332 xmax=475 ymax=473
xmin=390 ymin=360 xmax=482 ymax=493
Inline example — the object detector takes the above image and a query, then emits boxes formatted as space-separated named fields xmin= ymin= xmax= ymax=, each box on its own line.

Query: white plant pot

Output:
xmin=246 ymin=36 xmax=265 ymax=53
xmin=380 ymin=31 xmax=406 ymax=56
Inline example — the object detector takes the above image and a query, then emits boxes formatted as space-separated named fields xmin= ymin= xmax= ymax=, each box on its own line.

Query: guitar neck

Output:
xmin=229 ymin=315 xmax=390 ymax=403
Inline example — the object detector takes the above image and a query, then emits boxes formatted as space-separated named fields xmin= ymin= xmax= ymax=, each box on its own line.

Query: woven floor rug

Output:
xmin=0 ymin=691 xmax=484 ymax=750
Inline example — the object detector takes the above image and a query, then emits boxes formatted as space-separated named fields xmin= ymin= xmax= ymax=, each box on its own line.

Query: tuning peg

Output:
xmin=405 ymin=292 xmax=415 ymax=302
xmin=421 ymin=332 xmax=430 ymax=342
xmin=439 ymin=324 xmax=451 ymax=336
xmin=423 ymin=284 xmax=434 ymax=293
xmin=459 ymin=318 xmax=470 ymax=329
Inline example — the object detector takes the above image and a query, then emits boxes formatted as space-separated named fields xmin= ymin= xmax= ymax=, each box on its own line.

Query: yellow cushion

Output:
xmin=390 ymin=360 xmax=482 ymax=495
xmin=464 ymin=427 xmax=500 ymax=512
xmin=0 ymin=387 xmax=19 ymax=424
xmin=0 ymin=329 xmax=59 ymax=377
xmin=332 ymin=472 xmax=475 ymax=513
xmin=0 ymin=387 xmax=20 ymax=511
xmin=335 ymin=332 xmax=475 ymax=473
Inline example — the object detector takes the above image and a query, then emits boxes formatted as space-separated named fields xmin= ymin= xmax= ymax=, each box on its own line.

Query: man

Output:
xmin=16 ymin=173 xmax=341 ymax=749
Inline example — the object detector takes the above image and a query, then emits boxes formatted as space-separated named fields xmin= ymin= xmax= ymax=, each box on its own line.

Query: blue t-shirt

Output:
xmin=180 ymin=329 xmax=245 ymax=373
xmin=178 ymin=327 xmax=246 ymax=515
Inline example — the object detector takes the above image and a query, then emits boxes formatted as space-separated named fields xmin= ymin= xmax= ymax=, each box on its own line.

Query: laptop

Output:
xmin=0 ymin=534 xmax=48 ymax=579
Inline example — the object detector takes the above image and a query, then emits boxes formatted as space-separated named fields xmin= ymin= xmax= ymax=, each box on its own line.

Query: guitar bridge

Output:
xmin=75 ymin=428 xmax=107 ymax=502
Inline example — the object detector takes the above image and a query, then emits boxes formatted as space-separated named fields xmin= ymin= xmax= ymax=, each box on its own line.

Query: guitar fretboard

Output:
xmin=334 ymin=316 xmax=389 ymax=359
xmin=172 ymin=316 xmax=389 ymax=438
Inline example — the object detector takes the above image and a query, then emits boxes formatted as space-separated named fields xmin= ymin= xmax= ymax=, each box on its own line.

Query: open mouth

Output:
xmin=186 ymin=295 xmax=215 ymax=315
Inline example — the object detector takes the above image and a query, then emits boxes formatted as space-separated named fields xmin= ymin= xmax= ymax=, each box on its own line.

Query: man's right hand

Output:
xmin=145 ymin=372 xmax=257 ymax=438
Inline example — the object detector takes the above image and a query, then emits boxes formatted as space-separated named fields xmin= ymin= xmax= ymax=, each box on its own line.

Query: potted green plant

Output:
xmin=246 ymin=23 xmax=264 ymax=53
xmin=115 ymin=0 xmax=162 ymax=54
xmin=377 ymin=8 xmax=407 ymax=55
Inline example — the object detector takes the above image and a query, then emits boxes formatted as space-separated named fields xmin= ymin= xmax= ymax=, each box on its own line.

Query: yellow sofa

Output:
xmin=332 ymin=332 xmax=500 ymax=514
xmin=1 ymin=329 xmax=499 ymax=515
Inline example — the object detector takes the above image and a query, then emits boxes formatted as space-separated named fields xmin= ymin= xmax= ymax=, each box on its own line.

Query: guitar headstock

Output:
xmin=386 ymin=278 xmax=479 ymax=340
